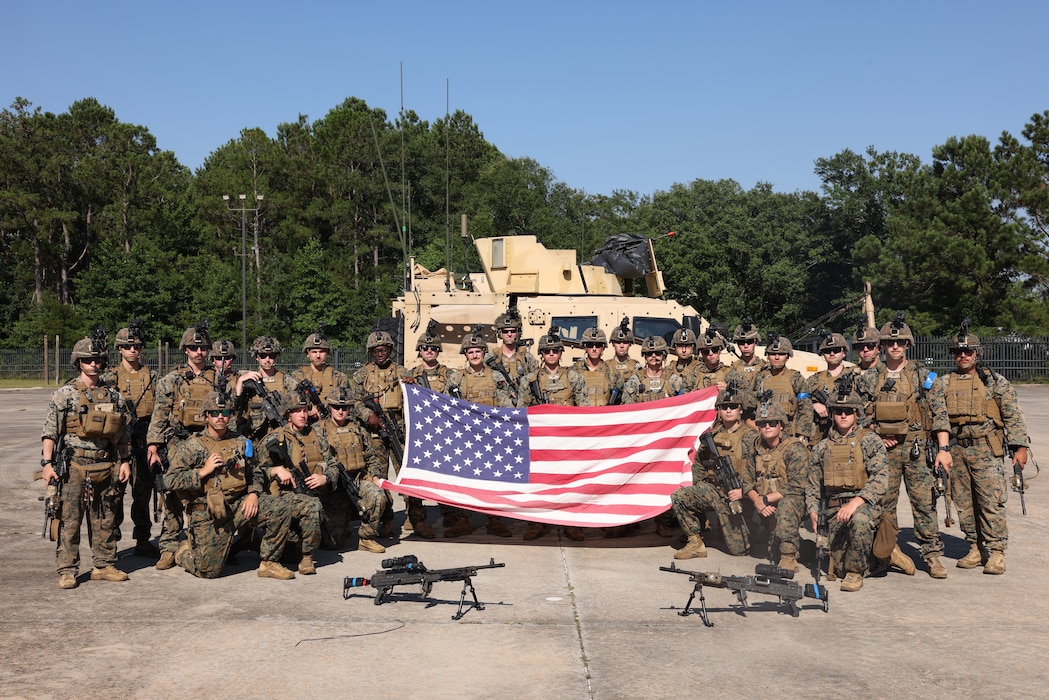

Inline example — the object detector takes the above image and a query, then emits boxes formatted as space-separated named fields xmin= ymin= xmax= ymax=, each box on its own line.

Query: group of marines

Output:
xmin=41 ymin=312 xmax=1029 ymax=594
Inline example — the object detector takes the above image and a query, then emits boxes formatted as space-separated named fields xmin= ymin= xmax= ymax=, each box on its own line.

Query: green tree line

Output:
xmin=2 ymin=95 xmax=1048 ymax=348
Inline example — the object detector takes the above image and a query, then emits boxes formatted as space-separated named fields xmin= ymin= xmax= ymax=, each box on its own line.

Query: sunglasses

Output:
xmin=540 ymin=348 xmax=562 ymax=354
xmin=257 ymin=352 xmax=279 ymax=359
xmin=829 ymin=407 xmax=856 ymax=415
xmin=857 ymin=343 xmax=878 ymax=351
xmin=501 ymin=328 xmax=518 ymax=334
xmin=951 ymin=348 xmax=977 ymax=356
xmin=755 ymin=420 xmax=782 ymax=428
xmin=117 ymin=344 xmax=143 ymax=351
xmin=206 ymin=409 xmax=232 ymax=417
xmin=81 ymin=358 xmax=105 ymax=365
xmin=700 ymin=348 xmax=720 ymax=355
xmin=420 ymin=345 xmax=440 ymax=352
xmin=583 ymin=343 xmax=604 ymax=349
xmin=186 ymin=345 xmax=208 ymax=352
xmin=820 ymin=348 xmax=844 ymax=355
xmin=718 ymin=403 xmax=742 ymax=410
xmin=643 ymin=351 xmax=664 ymax=357
xmin=882 ymin=339 xmax=908 ymax=348
xmin=738 ymin=339 xmax=756 ymax=346
xmin=329 ymin=404 xmax=351 ymax=411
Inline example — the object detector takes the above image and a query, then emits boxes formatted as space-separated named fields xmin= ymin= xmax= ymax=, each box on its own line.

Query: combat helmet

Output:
xmin=326 ymin=386 xmax=355 ymax=408
xmin=697 ymin=326 xmax=726 ymax=352
xmin=115 ymin=319 xmax=146 ymax=348
xmin=828 ymin=374 xmax=864 ymax=412
xmin=212 ymin=339 xmax=236 ymax=359
xmin=949 ymin=318 xmax=981 ymax=353
xmin=765 ymin=332 xmax=794 ymax=358
xmin=303 ymin=324 xmax=332 ymax=352
xmin=851 ymin=315 xmax=880 ymax=345
xmin=495 ymin=308 xmax=523 ymax=330
xmin=732 ymin=317 xmax=761 ymax=343
xmin=460 ymin=327 xmax=489 ymax=354
xmin=880 ymin=312 xmax=914 ymax=344
xmin=70 ymin=326 xmax=109 ymax=371
xmin=581 ymin=327 xmax=607 ymax=346
xmin=755 ymin=394 xmax=788 ymax=424
xmin=416 ymin=321 xmax=442 ymax=351
xmin=817 ymin=330 xmax=848 ymax=354
xmin=609 ymin=317 xmax=633 ymax=344
xmin=640 ymin=335 xmax=668 ymax=354
xmin=201 ymin=391 xmax=233 ymax=413
xmin=715 ymin=380 xmax=744 ymax=408
xmin=537 ymin=326 xmax=564 ymax=352
xmin=672 ymin=328 xmax=697 ymax=347
xmin=280 ymin=388 xmax=311 ymax=415
xmin=251 ymin=335 xmax=282 ymax=357
xmin=367 ymin=330 xmax=394 ymax=351
xmin=179 ymin=320 xmax=211 ymax=351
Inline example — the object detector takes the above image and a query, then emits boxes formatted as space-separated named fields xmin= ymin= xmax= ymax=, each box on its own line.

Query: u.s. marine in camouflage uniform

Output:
xmin=234 ymin=335 xmax=298 ymax=441
xmin=669 ymin=328 xmax=702 ymax=393
xmin=742 ymin=401 xmax=811 ymax=572
xmin=751 ymin=334 xmax=815 ymax=441
xmin=103 ymin=321 xmax=158 ymax=557
xmin=804 ymin=332 xmax=855 ymax=441
xmin=322 ymin=386 xmax=390 ymax=553
xmin=293 ymin=326 xmax=352 ymax=423
xmin=572 ymin=327 xmax=625 ymax=407
xmin=148 ymin=322 xmax=219 ymax=570
xmin=807 ymin=386 xmax=890 ymax=592
xmin=608 ymin=317 xmax=641 ymax=376
xmin=942 ymin=327 xmax=1029 ymax=575
xmin=257 ymin=390 xmax=330 ymax=575
xmin=492 ymin=310 xmax=540 ymax=392
xmin=729 ymin=318 xmax=768 ymax=406
xmin=353 ymin=330 xmax=427 ymax=537
xmin=695 ymin=328 xmax=737 ymax=392
xmin=671 ymin=385 xmax=757 ymax=558
xmin=42 ymin=334 xmax=133 ymax=589
xmin=855 ymin=315 xmax=953 ymax=579
xmin=167 ymin=391 xmax=296 ymax=580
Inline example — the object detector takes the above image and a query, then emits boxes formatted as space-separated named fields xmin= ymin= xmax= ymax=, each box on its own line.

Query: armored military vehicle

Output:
xmin=386 ymin=233 xmax=823 ymax=374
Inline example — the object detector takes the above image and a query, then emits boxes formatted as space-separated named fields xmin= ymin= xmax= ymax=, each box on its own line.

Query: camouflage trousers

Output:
xmin=950 ymin=440 xmax=1009 ymax=552
xmin=157 ymin=491 xmax=186 ymax=554
xmin=277 ymin=491 xmax=322 ymax=555
xmin=181 ymin=495 xmax=292 ymax=579
xmin=113 ymin=428 xmax=154 ymax=543
xmin=750 ymin=493 xmax=805 ymax=557
xmin=883 ymin=439 xmax=942 ymax=557
xmin=328 ymin=470 xmax=388 ymax=542
xmin=826 ymin=498 xmax=882 ymax=577
xmin=55 ymin=464 xmax=121 ymax=575
xmin=670 ymin=482 xmax=749 ymax=555
xmin=369 ymin=427 xmax=427 ymax=527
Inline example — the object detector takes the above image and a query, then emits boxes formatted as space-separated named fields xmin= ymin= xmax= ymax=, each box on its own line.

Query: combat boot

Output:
xmin=257 ymin=560 xmax=295 ymax=580
xmin=563 ymin=527 xmax=585 ymax=541
xmin=90 ymin=565 xmax=129 ymax=582
xmin=956 ymin=544 xmax=983 ymax=569
xmin=156 ymin=550 xmax=176 ymax=570
xmin=58 ymin=573 xmax=78 ymax=589
xmin=298 ymin=554 xmax=316 ymax=575
xmin=674 ymin=534 xmax=708 ymax=560
xmin=777 ymin=553 xmax=798 ymax=573
xmin=983 ymin=551 xmax=1006 ymax=575
xmin=840 ymin=572 xmax=863 ymax=592
xmin=134 ymin=540 xmax=161 ymax=558
xmin=925 ymin=555 xmax=948 ymax=579
xmin=523 ymin=523 xmax=547 ymax=540
xmin=412 ymin=520 xmax=437 ymax=540
xmin=485 ymin=517 xmax=513 ymax=538
xmin=444 ymin=518 xmax=473 ymax=538
xmin=889 ymin=545 xmax=916 ymax=575
xmin=174 ymin=539 xmax=191 ymax=570
xmin=358 ymin=538 xmax=386 ymax=553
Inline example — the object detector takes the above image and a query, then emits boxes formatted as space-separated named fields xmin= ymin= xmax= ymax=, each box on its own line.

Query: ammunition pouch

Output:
xmin=874 ymin=401 xmax=908 ymax=436
xmin=206 ymin=486 xmax=230 ymax=521
xmin=873 ymin=516 xmax=899 ymax=560
xmin=72 ymin=460 xmax=115 ymax=486
xmin=78 ymin=406 xmax=123 ymax=439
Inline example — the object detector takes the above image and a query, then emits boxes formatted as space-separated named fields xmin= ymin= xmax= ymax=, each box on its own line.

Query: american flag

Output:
xmin=380 ymin=384 xmax=718 ymax=527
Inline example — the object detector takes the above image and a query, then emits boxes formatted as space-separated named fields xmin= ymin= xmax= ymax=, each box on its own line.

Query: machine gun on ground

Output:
xmin=363 ymin=395 xmax=404 ymax=466
xmin=660 ymin=562 xmax=829 ymax=627
xmin=343 ymin=555 xmax=506 ymax=620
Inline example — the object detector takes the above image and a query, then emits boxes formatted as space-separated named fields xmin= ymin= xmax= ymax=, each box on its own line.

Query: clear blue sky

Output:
xmin=5 ymin=1 xmax=1046 ymax=197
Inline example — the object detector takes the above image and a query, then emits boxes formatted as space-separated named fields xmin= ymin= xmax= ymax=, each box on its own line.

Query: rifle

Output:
xmin=296 ymin=380 xmax=330 ymax=420
xmin=40 ymin=436 xmax=70 ymax=540
xmin=363 ymin=395 xmax=404 ymax=466
xmin=1013 ymin=460 xmax=1027 ymax=516
xmin=267 ymin=438 xmax=316 ymax=496
xmin=928 ymin=438 xmax=955 ymax=527
xmin=699 ymin=431 xmax=743 ymax=516
xmin=608 ymin=379 xmax=624 ymax=406
xmin=660 ymin=562 xmax=829 ymax=627
xmin=814 ymin=488 xmax=829 ymax=588
xmin=343 ymin=555 xmax=506 ymax=620
xmin=242 ymin=378 xmax=286 ymax=430
xmin=484 ymin=354 xmax=520 ymax=403
xmin=528 ymin=377 xmax=549 ymax=405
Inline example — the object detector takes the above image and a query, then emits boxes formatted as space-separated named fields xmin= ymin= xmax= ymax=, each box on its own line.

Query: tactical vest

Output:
xmin=499 ymin=347 xmax=532 ymax=382
xmin=299 ymin=365 xmax=340 ymax=400
xmin=195 ymin=432 xmax=249 ymax=497
xmin=249 ymin=370 xmax=288 ymax=430
xmin=758 ymin=370 xmax=799 ymax=419
xmin=64 ymin=380 xmax=124 ymax=440
xmin=708 ymin=425 xmax=751 ymax=482
xmin=325 ymin=420 xmax=367 ymax=473
xmin=822 ymin=429 xmax=870 ymax=492
xmin=461 ymin=368 xmax=499 ymax=406
xmin=635 ymin=369 xmax=675 ymax=403
xmin=535 ymin=368 xmax=575 ymax=405
xmin=698 ymin=363 xmax=731 ymax=389
xmin=873 ymin=365 xmax=925 ymax=436
xmin=285 ymin=428 xmax=326 ymax=476
xmin=361 ymin=363 xmax=403 ymax=411
xmin=575 ymin=361 xmax=613 ymax=406
xmin=731 ymin=358 xmax=766 ymax=389
xmin=176 ymin=370 xmax=215 ymax=430
xmin=944 ymin=373 xmax=1003 ymax=430
xmin=414 ymin=364 xmax=452 ymax=394
xmin=753 ymin=437 xmax=801 ymax=496
xmin=114 ymin=364 xmax=155 ymax=419
xmin=612 ymin=358 xmax=637 ymax=375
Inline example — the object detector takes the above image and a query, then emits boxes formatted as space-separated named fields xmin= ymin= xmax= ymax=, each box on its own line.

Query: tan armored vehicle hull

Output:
xmin=391 ymin=235 xmax=823 ymax=375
